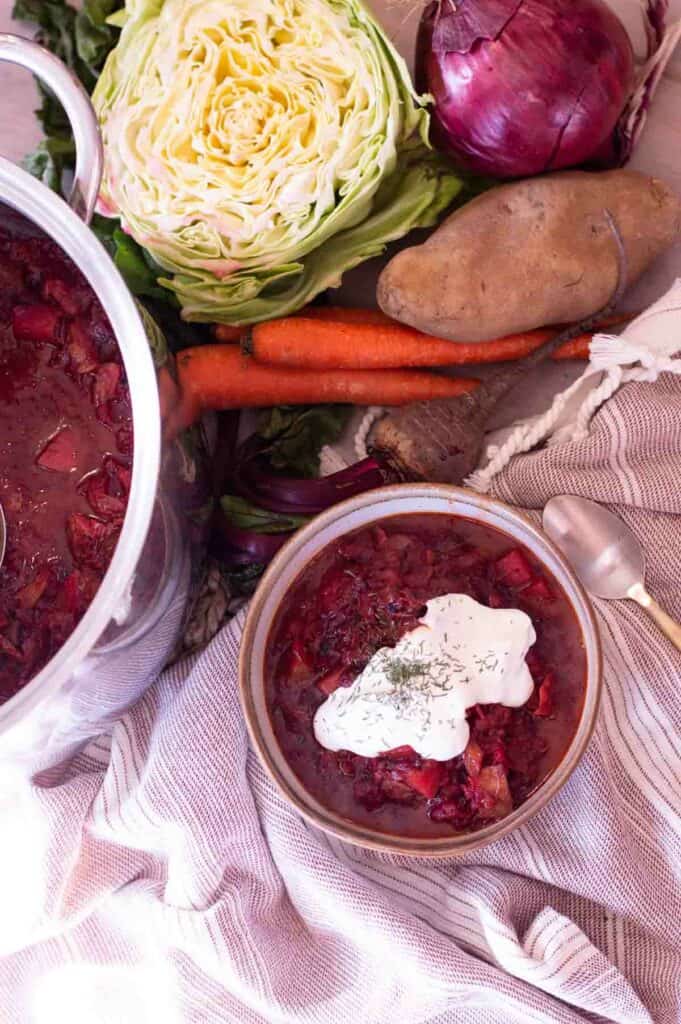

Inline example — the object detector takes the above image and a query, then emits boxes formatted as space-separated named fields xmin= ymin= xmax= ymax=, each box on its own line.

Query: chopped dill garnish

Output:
xmin=384 ymin=658 xmax=431 ymax=687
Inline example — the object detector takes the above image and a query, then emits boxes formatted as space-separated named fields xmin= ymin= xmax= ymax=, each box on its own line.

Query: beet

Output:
xmin=66 ymin=514 xmax=121 ymax=572
xmin=0 ymin=217 xmax=132 ymax=699
xmin=12 ymin=303 xmax=62 ymax=344
xmin=36 ymin=428 xmax=79 ymax=474
xmin=67 ymin=320 xmax=99 ymax=374
xmin=93 ymin=362 xmax=122 ymax=406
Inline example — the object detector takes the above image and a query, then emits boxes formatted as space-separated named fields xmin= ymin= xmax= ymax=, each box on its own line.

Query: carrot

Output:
xmin=552 ymin=333 xmax=592 ymax=360
xmin=158 ymin=364 xmax=185 ymax=441
xmin=212 ymin=307 xmax=393 ymax=343
xmin=213 ymin=323 xmax=244 ymax=343
xmin=298 ymin=308 xmax=632 ymax=342
xmin=293 ymin=305 xmax=395 ymax=325
xmin=245 ymin=317 xmax=525 ymax=370
xmin=245 ymin=313 xmax=633 ymax=371
xmin=249 ymin=318 xmax=542 ymax=368
xmin=171 ymin=345 xmax=478 ymax=435
xmin=157 ymin=365 xmax=179 ymax=420
xmin=212 ymin=307 xmax=392 ymax=343
xmin=550 ymin=313 xmax=634 ymax=360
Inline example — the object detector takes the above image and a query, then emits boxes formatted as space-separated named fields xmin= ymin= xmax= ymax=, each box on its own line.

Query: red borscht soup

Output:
xmin=0 ymin=208 xmax=133 ymax=702
xmin=266 ymin=515 xmax=586 ymax=837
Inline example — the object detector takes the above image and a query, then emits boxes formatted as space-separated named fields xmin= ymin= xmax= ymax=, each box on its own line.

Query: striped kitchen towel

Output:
xmin=0 ymin=354 xmax=679 ymax=1022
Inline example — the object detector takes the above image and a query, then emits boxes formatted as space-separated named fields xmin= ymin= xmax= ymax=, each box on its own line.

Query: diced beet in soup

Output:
xmin=0 ymin=211 xmax=133 ymax=701
xmin=265 ymin=515 xmax=586 ymax=838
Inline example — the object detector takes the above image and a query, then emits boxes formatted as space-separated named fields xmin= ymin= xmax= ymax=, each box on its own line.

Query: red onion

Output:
xmin=231 ymin=437 xmax=393 ymax=517
xmin=216 ymin=439 xmax=399 ymax=567
xmin=417 ymin=0 xmax=649 ymax=178
xmin=238 ymin=455 xmax=391 ymax=516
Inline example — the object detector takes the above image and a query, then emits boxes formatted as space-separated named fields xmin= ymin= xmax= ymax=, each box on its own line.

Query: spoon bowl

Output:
xmin=543 ymin=495 xmax=644 ymax=600
xmin=543 ymin=494 xmax=681 ymax=652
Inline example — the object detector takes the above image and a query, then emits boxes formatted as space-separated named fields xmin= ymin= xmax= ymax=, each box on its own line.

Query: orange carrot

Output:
xmin=213 ymin=323 xmax=244 ymax=343
xmin=158 ymin=365 xmax=179 ymax=422
xmin=245 ymin=312 xmax=633 ymax=370
xmin=552 ymin=333 xmax=592 ymax=360
xmin=172 ymin=345 xmax=478 ymax=435
xmin=295 ymin=308 xmax=632 ymax=342
xmin=293 ymin=305 xmax=395 ymax=325
xmin=245 ymin=317 xmax=521 ymax=370
xmin=212 ymin=307 xmax=392 ymax=342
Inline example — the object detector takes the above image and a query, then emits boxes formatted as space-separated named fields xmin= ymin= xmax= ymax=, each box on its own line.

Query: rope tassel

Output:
xmin=466 ymin=280 xmax=681 ymax=494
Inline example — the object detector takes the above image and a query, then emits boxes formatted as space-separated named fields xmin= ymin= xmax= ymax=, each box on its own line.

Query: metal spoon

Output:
xmin=543 ymin=494 xmax=681 ymax=652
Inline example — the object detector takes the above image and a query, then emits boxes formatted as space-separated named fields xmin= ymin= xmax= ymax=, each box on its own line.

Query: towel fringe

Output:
xmin=466 ymin=314 xmax=681 ymax=494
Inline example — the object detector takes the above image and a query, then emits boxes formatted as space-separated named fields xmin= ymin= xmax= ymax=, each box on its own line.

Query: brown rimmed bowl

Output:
xmin=239 ymin=484 xmax=602 ymax=857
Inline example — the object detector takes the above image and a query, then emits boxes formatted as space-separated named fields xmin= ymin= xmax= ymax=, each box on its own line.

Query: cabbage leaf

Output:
xmin=93 ymin=0 xmax=463 ymax=323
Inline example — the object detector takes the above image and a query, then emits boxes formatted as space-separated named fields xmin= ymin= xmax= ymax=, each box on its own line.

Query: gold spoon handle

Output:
xmin=628 ymin=582 xmax=681 ymax=653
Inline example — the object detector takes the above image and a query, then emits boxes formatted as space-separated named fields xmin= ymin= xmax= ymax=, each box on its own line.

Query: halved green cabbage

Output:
xmin=93 ymin=0 xmax=462 ymax=323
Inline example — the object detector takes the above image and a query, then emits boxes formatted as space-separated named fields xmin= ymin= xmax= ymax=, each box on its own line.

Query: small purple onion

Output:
xmin=217 ymin=441 xmax=399 ymax=567
xmin=417 ymin=0 xmax=637 ymax=178
xmin=237 ymin=455 xmax=391 ymax=516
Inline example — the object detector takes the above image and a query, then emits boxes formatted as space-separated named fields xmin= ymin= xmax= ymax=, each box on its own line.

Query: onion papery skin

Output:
xmin=417 ymin=0 xmax=636 ymax=179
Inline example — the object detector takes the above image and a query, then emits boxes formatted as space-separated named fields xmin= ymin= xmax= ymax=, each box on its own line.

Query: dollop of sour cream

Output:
xmin=313 ymin=593 xmax=536 ymax=761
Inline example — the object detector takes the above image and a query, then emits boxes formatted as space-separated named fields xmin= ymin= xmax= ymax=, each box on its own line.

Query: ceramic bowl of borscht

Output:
xmin=240 ymin=485 xmax=602 ymax=856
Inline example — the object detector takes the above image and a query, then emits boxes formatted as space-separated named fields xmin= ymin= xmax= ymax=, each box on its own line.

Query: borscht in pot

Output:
xmin=264 ymin=511 xmax=589 ymax=840
xmin=0 ymin=209 xmax=132 ymax=701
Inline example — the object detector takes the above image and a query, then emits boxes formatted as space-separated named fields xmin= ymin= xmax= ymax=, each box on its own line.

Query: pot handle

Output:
xmin=0 ymin=33 xmax=103 ymax=224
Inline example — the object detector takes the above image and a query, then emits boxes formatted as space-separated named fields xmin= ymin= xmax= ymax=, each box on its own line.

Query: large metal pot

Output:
xmin=0 ymin=35 xmax=206 ymax=770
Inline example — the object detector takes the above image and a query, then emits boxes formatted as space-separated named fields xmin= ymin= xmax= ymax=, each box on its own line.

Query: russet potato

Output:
xmin=377 ymin=170 xmax=681 ymax=343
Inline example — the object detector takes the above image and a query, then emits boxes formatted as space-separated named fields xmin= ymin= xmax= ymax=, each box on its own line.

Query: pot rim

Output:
xmin=0 ymin=159 xmax=160 ymax=729
xmin=239 ymin=483 xmax=603 ymax=857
